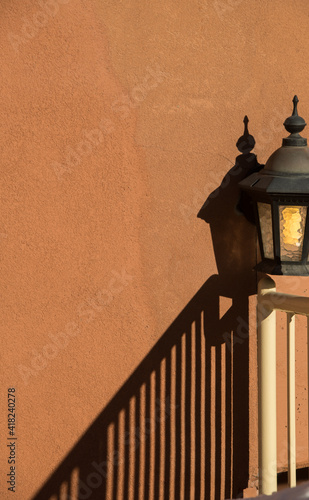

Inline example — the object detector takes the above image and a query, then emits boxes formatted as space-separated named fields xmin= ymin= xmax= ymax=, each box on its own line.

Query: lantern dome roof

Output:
xmin=265 ymin=145 xmax=309 ymax=174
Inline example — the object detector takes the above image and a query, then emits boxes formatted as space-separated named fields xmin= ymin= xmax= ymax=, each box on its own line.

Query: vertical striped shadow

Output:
xmin=225 ymin=339 xmax=232 ymax=500
xmin=175 ymin=334 xmax=182 ymax=499
xmin=112 ymin=415 xmax=119 ymax=500
xmin=134 ymin=389 xmax=141 ymax=499
xmin=205 ymin=335 xmax=211 ymax=500
xmin=215 ymin=345 xmax=222 ymax=500
xmin=32 ymin=281 xmax=216 ymax=500
xmin=184 ymin=326 xmax=192 ymax=498
xmin=232 ymin=300 xmax=249 ymax=498
xmin=154 ymin=364 xmax=161 ymax=500
xmin=123 ymin=403 xmax=130 ymax=500
xmin=164 ymin=350 xmax=172 ymax=500
xmin=195 ymin=313 xmax=202 ymax=500
xmin=143 ymin=377 xmax=151 ymax=500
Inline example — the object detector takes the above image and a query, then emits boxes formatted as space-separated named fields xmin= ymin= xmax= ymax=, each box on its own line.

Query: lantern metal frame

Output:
xmin=241 ymin=176 xmax=309 ymax=275
xmin=239 ymin=96 xmax=309 ymax=276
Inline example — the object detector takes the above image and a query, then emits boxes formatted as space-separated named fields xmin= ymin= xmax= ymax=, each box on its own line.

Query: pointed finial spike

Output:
xmin=292 ymin=95 xmax=299 ymax=116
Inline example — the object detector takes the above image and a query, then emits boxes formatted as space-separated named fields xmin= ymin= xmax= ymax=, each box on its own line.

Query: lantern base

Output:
xmin=255 ymin=260 xmax=309 ymax=276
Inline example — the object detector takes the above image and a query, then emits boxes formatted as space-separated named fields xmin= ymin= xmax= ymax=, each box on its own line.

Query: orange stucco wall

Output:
xmin=1 ymin=1 xmax=309 ymax=499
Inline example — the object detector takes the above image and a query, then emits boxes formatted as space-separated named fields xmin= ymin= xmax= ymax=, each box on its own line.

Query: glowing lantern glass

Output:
xmin=239 ymin=96 xmax=309 ymax=275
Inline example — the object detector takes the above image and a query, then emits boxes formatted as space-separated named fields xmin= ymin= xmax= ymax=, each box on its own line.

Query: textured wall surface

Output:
xmin=1 ymin=1 xmax=309 ymax=499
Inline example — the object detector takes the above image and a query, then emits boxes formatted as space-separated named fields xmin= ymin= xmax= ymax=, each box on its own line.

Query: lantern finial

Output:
xmin=283 ymin=95 xmax=307 ymax=146
xmin=292 ymin=95 xmax=299 ymax=116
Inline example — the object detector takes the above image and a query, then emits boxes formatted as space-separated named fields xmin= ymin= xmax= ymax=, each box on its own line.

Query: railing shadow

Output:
xmin=32 ymin=117 xmax=262 ymax=500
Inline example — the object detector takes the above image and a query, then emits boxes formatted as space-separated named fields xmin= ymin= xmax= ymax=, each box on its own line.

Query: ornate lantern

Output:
xmin=239 ymin=96 xmax=309 ymax=275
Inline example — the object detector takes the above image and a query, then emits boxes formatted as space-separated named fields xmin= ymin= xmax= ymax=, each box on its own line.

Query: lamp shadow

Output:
xmin=32 ymin=117 xmax=262 ymax=500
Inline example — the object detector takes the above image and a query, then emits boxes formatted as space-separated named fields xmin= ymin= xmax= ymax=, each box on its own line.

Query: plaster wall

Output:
xmin=1 ymin=1 xmax=309 ymax=499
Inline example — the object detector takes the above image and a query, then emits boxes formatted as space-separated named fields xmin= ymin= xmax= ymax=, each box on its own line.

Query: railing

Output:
xmin=257 ymin=277 xmax=309 ymax=495
xmin=247 ymin=481 xmax=309 ymax=499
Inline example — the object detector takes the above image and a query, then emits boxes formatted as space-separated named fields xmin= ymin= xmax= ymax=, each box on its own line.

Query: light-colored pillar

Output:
xmin=257 ymin=276 xmax=277 ymax=495
xmin=287 ymin=313 xmax=296 ymax=488
xmin=307 ymin=317 xmax=309 ymax=472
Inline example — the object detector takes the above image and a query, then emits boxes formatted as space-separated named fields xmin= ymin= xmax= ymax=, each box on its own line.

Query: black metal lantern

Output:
xmin=239 ymin=96 xmax=309 ymax=276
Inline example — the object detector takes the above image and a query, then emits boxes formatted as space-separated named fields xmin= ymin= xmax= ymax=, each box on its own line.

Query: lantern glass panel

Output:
xmin=257 ymin=202 xmax=274 ymax=259
xmin=279 ymin=205 xmax=307 ymax=261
